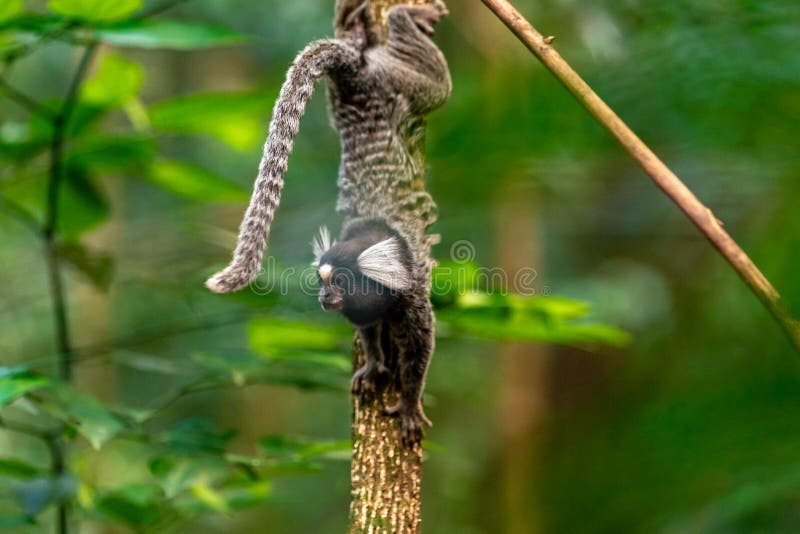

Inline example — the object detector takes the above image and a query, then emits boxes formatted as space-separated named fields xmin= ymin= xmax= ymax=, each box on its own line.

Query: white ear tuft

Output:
xmin=357 ymin=237 xmax=412 ymax=291
xmin=311 ymin=226 xmax=335 ymax=267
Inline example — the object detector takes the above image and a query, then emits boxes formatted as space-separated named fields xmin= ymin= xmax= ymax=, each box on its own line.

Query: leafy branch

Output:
xmin=0 ymin=1 xmax=212 ymax=531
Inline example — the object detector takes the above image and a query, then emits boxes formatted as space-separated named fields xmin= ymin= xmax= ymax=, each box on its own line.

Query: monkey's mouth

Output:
xmin=320 ymin=296 xmax=343 ymax=311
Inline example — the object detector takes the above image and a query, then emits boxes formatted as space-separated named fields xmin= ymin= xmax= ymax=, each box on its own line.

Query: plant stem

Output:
xmin=42 ymin=42 xmax=98 ymax=534
xmin=480 ymin=0 xmax=800 ymax=353
xmin=44 ymin=43 xmax=97 ymax=381
xmin=0 ymin=417 xmax=51 ymax=439
xmin=0 ymin=76 xmax=56 ymax=119
xmin=45 ymin=436 xmax=68 ymax=534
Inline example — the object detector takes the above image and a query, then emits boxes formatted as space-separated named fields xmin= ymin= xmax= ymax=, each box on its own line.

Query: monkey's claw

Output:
xmin=392 ymin=0 xmax=448 ymax=37
xmin=351 ymin=363 xmax=389 ymax=397
xmin=384 ymin=401 xmax=432 ymax=445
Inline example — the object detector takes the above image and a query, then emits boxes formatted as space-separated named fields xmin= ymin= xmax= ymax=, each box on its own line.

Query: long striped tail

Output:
xmin=206 ymin=39 xmax=358 ymax=294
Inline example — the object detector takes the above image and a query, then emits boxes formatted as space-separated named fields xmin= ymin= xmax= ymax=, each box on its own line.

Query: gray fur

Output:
xmin=206 ymin=40 xmax=360 ymax=293
xmin=207 ymin=0 xmax=451 ymax=443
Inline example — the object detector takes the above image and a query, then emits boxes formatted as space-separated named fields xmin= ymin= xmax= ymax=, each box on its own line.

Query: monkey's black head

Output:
xmin=312 ymin=219 xmax=413 ymax=326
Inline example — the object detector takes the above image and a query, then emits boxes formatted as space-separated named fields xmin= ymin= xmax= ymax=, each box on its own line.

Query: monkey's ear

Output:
xmin=357 ymin=237 xmax=412 ymax=291
xmin=311 ymin=226 xmax=335 ymax=267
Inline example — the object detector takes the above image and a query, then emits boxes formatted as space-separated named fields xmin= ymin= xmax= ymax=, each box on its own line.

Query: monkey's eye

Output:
xmin=335 ymin=273 xmax=349 ymax=287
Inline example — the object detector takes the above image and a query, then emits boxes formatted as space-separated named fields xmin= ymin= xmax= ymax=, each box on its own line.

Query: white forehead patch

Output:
xmin=311 ymin=226 xmax=335 ymax=267
xmin=318 ymin=263 xmax=333 ymax=283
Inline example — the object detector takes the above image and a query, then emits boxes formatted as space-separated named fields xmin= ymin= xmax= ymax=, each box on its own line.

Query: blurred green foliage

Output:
xmin=0 ymin=0 xmax=798 ymax=532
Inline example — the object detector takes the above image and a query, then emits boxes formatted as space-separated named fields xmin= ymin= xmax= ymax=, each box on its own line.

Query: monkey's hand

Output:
xmin=384 ymin=400 xmax=432 ymax=445
xmin=389 ymin=0 xmax=448 ymax=37
xmin=351 ymin=361 xmax=390 ymax=397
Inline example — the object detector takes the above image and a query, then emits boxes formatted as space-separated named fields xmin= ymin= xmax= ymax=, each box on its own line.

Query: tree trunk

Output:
xmin=338 ymin=1 xmax=435 ymax=532
xmin=349 ymin=339 xmax=423 ymax=533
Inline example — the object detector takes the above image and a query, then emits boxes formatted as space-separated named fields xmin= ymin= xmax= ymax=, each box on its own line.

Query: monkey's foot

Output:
xmin=351 ymin=362 xmax=389 ymax=397
xmin=391 ymin=1 xmax=448 ymax=36
xmin=384 ymin=400 xmax=432 ymax=445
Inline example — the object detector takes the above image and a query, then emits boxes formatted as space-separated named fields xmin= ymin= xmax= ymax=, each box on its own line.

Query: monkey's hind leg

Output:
xmin=384 ymin=0 xmax=451 ymax=112
xmin=352 ymin=323 xmax=390 ymax=396
xmin=384 ymin=298 xmax=434 ymax=444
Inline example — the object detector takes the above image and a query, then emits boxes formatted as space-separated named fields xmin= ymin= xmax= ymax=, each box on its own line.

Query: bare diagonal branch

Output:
xmin=481 ymin=0 xmax=800 ymax=352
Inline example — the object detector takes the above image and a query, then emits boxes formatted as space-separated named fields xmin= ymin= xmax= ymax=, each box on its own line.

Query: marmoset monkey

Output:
xmin=206 ymin=0 xmax=451 ymax=442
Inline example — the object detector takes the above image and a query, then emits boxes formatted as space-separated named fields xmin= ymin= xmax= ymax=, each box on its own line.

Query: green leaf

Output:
xmin=248 ymin=318 xmax=344 ymax=354
xmin=438 ymin=305 xmax=630 ymax=347
xmin=0 ymin=165 xmax=110 ymax=242
xmin=48 ymin=0 xmax=142 ymax=22
xmin=172 ymin=479 xmax=271 ymax=514
xmin=65 ymin=103 xmax=108 ymax=137
xmin=0 ymin=14 xmax=62 ymax=33
xmin=145 ymin=160 xmax=247 ymax=202
xmin=109 ymin=351 xmax=190 ymax=376
xmin=59 ymin=168 xmax=110 ymax=240
xmin=0 ymin=515 xmax=33 ymax=529
xmin=11 ymin=475 xmax=77 ymax=517
xmin=47 ymin=386 xmax=125 ymax=449
xmin=80 ymin=54 xmax=143 ymax=108
xmin=157 ymin=417 xmax=235 ymax=455
xmin=0 ymin=0 xmax=23 ymax=24
xmin=56 ymin=241 xmax=114 ymax=291
xmin=188 ymin=353 xmax=262 ymax=387
xmin=0 ymin=164 xmax=109 ymax=241
xmin=259 ymin=435 xmax=351 ymax=461
xmin=6 ymin=169 xmax=108 ymax=242
xmin=264 ymin=350 xmax=351 ymax=373
xmin=0 ymin=120 xmax=51 ymax=163
xmin=216 ymin=480 xmax=270 ymax=510
xmin=149 ymin=456 xmax=227 ymax=499
xmin=95 ymin=484 xmax=164 ymax=528
xmin=189 ymin=483 xmax=231 ymax=514
xmin=149 ymin=91 xmax=275 ymax=150
xmin=0 ymin=168 xmax=108 ymax=240
xmin=0 ymin=458 xmax=42 ymax=479
xmin=186 ymin=351 xmax=348 ymax=393
xmin=97 ymin=20 xmax=247 ymax=50
xmin=255 ymin=367 xmax=348 ymax=392
xmin=0 ymin=367 xmax=49 ymax=406
xmin=66 ymin=135 xmax=156 ymax=173
xmin=224 ymin=452 xmax=322 ymax=478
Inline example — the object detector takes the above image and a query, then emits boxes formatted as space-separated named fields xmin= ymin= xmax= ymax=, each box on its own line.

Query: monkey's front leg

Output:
xmin=384 ymin=299 xmax=434 ymax=444
xmin=352 ymin=323 xmax=390 ymax=396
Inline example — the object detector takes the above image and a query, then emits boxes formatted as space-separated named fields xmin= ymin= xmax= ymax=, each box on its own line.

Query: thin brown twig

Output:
xmin=480 ymin=0 xmax=800 ymax=353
